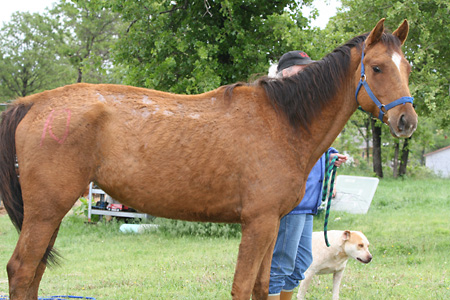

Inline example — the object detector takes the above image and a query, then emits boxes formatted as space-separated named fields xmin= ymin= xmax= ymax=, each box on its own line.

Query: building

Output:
xmin=424 ymin=145 xmax=450 ymax=177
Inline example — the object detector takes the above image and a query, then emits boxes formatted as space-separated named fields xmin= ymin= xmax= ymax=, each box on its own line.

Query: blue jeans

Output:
xmin=268 ymin=214 xmax=313 ymax=295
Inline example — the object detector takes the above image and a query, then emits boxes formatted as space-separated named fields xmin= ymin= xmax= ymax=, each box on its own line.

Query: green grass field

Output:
xmin=0 ymin=177 xmax=449 ymax=299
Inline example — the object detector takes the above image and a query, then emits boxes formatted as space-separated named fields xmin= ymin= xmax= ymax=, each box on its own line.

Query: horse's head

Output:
xmin=355 ymin=18 xmax=418 ymax=138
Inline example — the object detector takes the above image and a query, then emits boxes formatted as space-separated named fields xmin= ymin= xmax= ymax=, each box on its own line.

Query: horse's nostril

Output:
xmin=398 ymin=115 xmax=406 ymax=131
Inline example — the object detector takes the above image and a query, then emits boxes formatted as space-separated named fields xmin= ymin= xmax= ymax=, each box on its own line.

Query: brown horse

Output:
xmin=0 ymin=19 xmax=416 ymax=300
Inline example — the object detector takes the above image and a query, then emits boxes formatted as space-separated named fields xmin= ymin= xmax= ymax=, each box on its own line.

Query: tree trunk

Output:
xmin=371 ymin=118 xmax=383 ymax=178
xmin=399 ymin=137 xmax=411 ymax=176
xmin=420 ymin=147 xmax=426 ymax=166
xmin=365 ymin=138 xmax=371 ymax=164
xmin=77 ymin=67 xmax=83 ymax=83
xmin=393 ymin=140 xmax=400 ymax=178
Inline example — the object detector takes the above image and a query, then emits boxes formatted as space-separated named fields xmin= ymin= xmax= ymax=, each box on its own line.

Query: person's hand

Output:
xmin=330 ymin=153 xmax=348 ymax=167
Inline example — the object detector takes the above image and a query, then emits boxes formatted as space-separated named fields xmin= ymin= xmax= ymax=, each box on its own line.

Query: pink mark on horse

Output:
xmin=40 ymin=109 xmax=71 ymax=146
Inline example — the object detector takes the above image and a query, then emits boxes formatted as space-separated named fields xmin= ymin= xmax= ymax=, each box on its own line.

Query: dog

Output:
xmin=297 ymin=230 xmax=372 ymax=300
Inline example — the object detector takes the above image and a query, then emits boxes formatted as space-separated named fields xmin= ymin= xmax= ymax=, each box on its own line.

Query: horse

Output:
xmin=0 ymin=18 xmax=417 ymax=300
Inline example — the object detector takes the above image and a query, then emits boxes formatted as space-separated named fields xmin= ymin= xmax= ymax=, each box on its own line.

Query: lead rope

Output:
xmin=322 ymin=152 xmax=338 ymax=247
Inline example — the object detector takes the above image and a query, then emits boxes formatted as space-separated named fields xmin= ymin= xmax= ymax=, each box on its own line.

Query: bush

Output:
xmin=154 ymin=218 xmax=242 ymax=238
xmin=404 ymin=164 xmax=439 ymax=179
xmin=338 ymin=163 xmax=376 ymax=177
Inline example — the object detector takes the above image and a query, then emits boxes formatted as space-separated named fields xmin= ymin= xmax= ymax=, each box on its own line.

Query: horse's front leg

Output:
xmin=231 ymin=214 xmax=279 ymax=300
xmin=252 ymin=221 xmax=279 ymax=299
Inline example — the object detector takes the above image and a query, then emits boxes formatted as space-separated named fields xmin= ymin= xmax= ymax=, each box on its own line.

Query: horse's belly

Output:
xmin=95 ymin=171 xmax=243 ymax=223
xmin=114 ymin=193 xmax=242 ymax=223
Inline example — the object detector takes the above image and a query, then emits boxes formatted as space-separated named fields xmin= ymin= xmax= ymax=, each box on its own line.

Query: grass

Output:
xmin=0 ymin=177 xmax=449 ymax=299
xmin=0 ymin=217 xmax=239 ymax=299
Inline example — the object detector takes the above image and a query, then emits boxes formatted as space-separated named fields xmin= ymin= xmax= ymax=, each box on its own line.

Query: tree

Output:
xmin=108 ymin=0 xmax=314 ymax=94
xmin=371 ymin=118 xmax=384 ymax=177
xmin=50 ymin=0 xmax=125 ymax=83
xmin=398 ymin=137 xmax=411 ymax=176
xmin=0 ymin=12 xmax=75 ymax=101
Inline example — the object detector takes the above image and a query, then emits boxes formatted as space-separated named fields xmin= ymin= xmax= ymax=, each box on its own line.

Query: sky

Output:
xmin=303 ymin=0 xmax=341 ymax=29
xmin=0 ymin=0 xmax=340 ymax=29
xmin=0 ymin=0 xmax=57 ymax=26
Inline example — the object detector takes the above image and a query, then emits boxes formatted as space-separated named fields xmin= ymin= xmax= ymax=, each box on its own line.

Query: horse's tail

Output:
xmin=0 ymin=103 xmax=33 ymax=232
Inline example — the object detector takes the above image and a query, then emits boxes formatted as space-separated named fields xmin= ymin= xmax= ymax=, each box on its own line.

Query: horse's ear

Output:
xmin=366 ymin=18 xmax=385 ymax=47
xmin=393 ymin=19 xmax=409 ymax=45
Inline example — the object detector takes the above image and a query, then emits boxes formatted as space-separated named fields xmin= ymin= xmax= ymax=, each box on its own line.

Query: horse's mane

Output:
xmin=227 ymin=32 xmax=399 ymax=130
xmin=258 ymin=34 xmax=368 ymax=130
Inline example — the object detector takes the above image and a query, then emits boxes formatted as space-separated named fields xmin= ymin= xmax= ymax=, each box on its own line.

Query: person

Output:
xmin=268 ymin=51 xmax=348 ymax=300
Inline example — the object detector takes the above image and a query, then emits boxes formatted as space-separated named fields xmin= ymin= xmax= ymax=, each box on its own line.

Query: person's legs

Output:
xmin=284 ymin=214 xmax=314 ymax=290
xmin=268 ymin=213 xmax=304 ymax=296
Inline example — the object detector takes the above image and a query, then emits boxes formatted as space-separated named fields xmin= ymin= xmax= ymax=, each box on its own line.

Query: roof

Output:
xmin=423 ymin=144 xmax=450 ymax=157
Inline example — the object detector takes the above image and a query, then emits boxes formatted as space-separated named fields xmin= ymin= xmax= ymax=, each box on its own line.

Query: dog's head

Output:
xmin=342 ymin=230 xmax=372 ymax=264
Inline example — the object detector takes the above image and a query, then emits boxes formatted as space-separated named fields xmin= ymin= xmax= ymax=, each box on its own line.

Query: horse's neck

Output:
xmin=301 ymin=49 xmax=360 ymax=172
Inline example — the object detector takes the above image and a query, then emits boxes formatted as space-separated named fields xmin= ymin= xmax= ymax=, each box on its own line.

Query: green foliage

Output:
xmin=50 ymin=0 xmax=126 ymax=83
xmin=72 ymin=197 xmax=89 ymax=217
xmin=72 ymin=197 xmax=100 ymax=222
xmin=338 ymin=161 xmax=376 ymax=177
xmin=0 ymin=0 xmax=124 ymax=101
xmin=108 ymin=0 xmax=314 ymax=93
xmin=403 ymin=164 xmax=438 ymax=179
xmin=332 ymin=110 xmax=373 ymax=165
xmin=0 ymin=12 xmax=75 ymax=101
xmin=339 ymin=161 xmax=437 ymax=180
xmin=154 ymin=218 xmax=242 ymax=238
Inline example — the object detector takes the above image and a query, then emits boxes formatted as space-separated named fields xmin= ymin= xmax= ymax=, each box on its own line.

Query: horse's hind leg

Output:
xmin=27 ymin=225 xmax=61 ymax=299
xmin=7 ymin=176 xmax=87 ymax=299
xmin=8 ymin=218 xmax=63 ymax=299
xmin=8 ymin=225 xmax=61 ymax=299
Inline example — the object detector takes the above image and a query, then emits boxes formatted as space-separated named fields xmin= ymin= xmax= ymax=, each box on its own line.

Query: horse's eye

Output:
xmin=372 ymin=66 xmax=382 ymax=73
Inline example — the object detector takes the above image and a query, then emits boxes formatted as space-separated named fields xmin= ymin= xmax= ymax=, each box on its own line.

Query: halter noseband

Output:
xmin=355 ymin=44 xmax=413 ymax=121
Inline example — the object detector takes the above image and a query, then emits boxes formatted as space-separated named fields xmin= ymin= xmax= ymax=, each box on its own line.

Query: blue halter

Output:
xmin=355 ymin=44 xmax=413 ymax=121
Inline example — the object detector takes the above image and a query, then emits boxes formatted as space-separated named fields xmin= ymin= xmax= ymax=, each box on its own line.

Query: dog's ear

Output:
xmin=342 ymin=230 xmax=351 ymax=241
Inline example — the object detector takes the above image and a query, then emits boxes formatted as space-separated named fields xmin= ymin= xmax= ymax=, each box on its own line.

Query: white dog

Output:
xmin=297 ymin=230 xmax=372 ymax=300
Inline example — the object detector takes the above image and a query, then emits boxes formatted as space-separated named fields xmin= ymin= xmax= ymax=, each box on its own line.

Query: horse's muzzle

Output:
xmin=389 ymin=110 xmax=417 ymax=138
